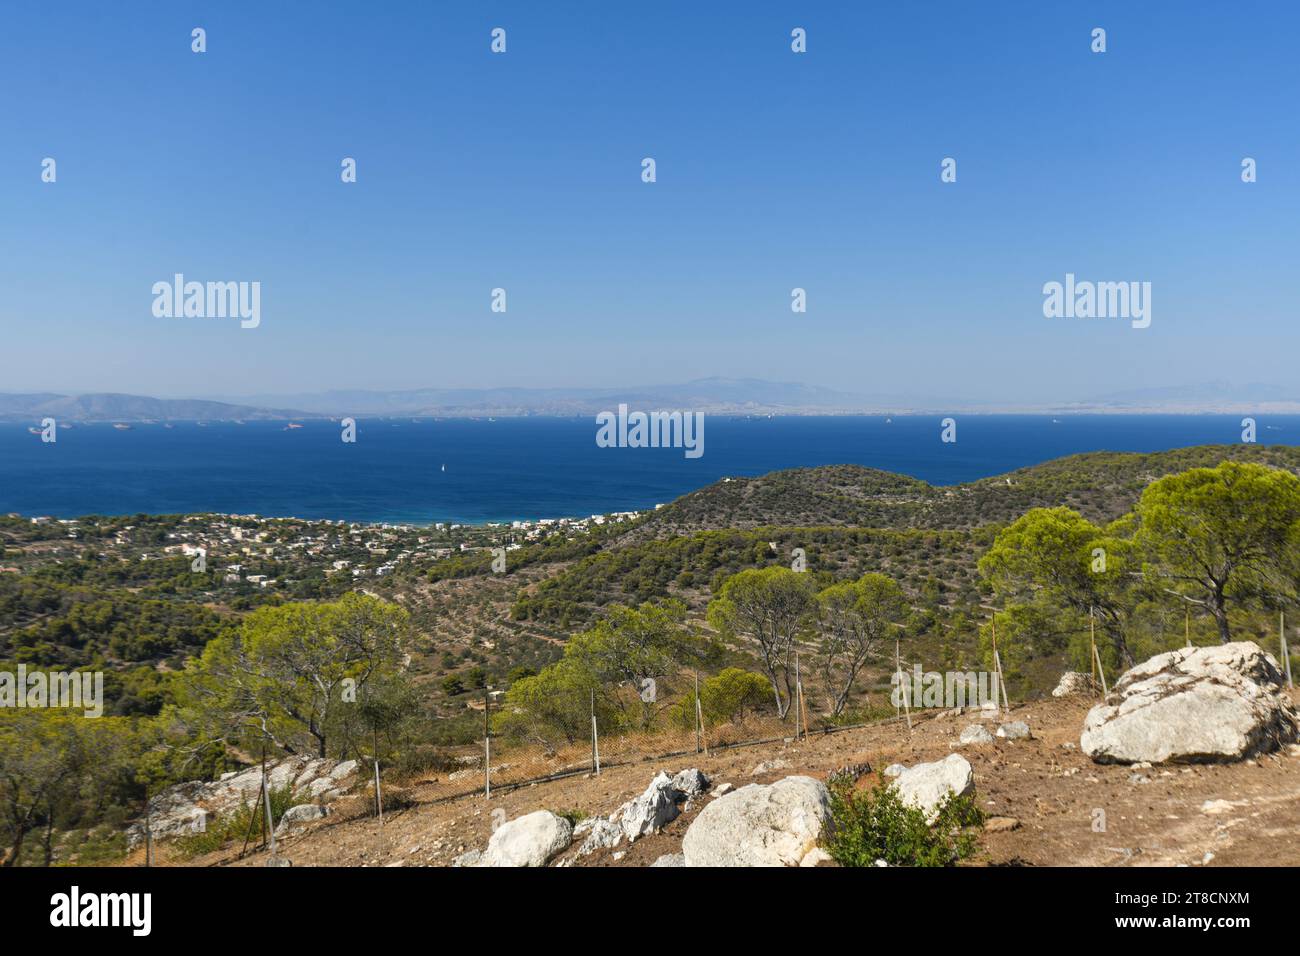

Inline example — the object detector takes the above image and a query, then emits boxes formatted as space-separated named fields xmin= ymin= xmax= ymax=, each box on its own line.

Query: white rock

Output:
xmin=450 ymin=849 xmax=482 ymax=867
xmin=799 ymin=847 xmax=833 ymax=867
xmin=480 ymin=810 xmax=572 ymax=867
xmin=750 ymin=759 xmax=792 ymax=777
xmin=274 ymin=803 xmax=328 ymax=834
xmin=714 ymin=783 xmax=734 ymax=797
xmin=576 ymin=818 xmax=623 ymax=857
xmin=1081 ymin=643 xmax=1300 ymax=764
xmin=882 ymin=763 xmax=906 ymax=778
xmin=1052 ymin=671 xmax=1095 ymax=697
xmin=996 ymin=720 xmax=1030 ymax=740
xmin=891 ymin=754 xmax=975 ymax=823
xmin=617 ymin=772 xmax=683 ymax=843
xmin=959 ymin=724 xmax=996 ymax=745
xmin=126 ymin=755 xmax=357 ymax=850
xmin=681 ymin=776 xmax=832 ymax=867
xmin=670 ymin=768 xmax=710 ymax=797
xmin=651 ymin=853 xmax=685 ymax=867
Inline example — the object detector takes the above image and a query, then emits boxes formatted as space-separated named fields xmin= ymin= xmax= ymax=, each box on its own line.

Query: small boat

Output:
xmin=113 ymin=423 xmax=132 ymax=431
xmin=441 ymin=464 xmax=446 ymax=472
xmin=284 ymin=422 xmax=304 ymax=430
xmin=163 ymin=423 xmax=175 ymax=429
xmin=27 ymin=427 xmax=41 ymax=435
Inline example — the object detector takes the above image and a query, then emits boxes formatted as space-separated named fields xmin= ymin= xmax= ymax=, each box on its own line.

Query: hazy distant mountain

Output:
xmin=8 ymin=380 xmax=1300 ymax=422
xmin=213 ymin=378 xmax=883 ymax=416
xmin=0 ymin=392 xmax=316 ymax=422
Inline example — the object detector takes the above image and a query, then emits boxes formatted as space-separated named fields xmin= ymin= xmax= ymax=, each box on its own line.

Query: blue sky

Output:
xmin=1 ymin=1 xmax=1296 ymax=402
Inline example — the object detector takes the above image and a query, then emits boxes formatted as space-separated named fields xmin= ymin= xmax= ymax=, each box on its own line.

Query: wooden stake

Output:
xmin=991 ymin=614 xmax=1010 ymax=715
xmin=1283 ymin=611 xmax=1294 ymax=688
xmin=895 ymin=637 xmax=912 ymax=733
xmin=1091 ymin=639 xmax=1109 ymax=697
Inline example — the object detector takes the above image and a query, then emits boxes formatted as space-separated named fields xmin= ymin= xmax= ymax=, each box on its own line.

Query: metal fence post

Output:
xmin=590 ymin=688 xmax=600 ymax=775
xmin=694 ymin=670 xmax=702 ymax=754
xmin=483 ymin=687 xmax=491 ymax=799
xmin=262 ymin=761 xmax=278 ymax=857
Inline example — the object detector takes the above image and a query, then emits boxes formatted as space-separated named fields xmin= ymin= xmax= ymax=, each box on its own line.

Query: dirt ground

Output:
xmin=172 ymin=689 xmax=1300 ymax=868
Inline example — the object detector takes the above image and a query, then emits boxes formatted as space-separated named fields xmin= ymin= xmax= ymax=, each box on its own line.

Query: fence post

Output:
xmin=262 ymin=761 xmax=278 ymax=857
xmin=1091 ymin=640 xmax=1109 ymax=697
xmin=374 ymin=759 xmax=384 ymax=825
xmin=794 ymin=651 xmax=803 ymax=740
xmin=895 ymin=637 xmax=912 ymax=733
xmin=144 ymin=797 xmax=153 ymax=868
xmin=590 ymin=688 xmax=600 ymax=775
xmin=1283 ymin=611 xmax=1294 ymax=688
xmin=694 ymin=671 xmax=702 ymax=754
xmin=483 ymin=687 xmax=491 ymax=799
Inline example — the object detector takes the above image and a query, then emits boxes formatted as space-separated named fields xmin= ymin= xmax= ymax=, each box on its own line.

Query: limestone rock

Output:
xmin=617 ymin=771 xmax=683 ymax=843
xmin=274 ymin=803 xmax=328 ymax=835
xmin=480 ymin=810 xmax=572 ymax=867
xmin=1081 ymin=643 xmax=1300 ymax=764
xmin=996 ymin=720 xmax=1031 ymax=740
xmin=681 ymin=776 xmax=832 ymax=867
xmin=959 ymin=724 xmax=995 ymax=745
xmin=890 ymin=754 xmax=975 ymax=822
xmin=1053 ymin=671 xmax=1095 ymax=697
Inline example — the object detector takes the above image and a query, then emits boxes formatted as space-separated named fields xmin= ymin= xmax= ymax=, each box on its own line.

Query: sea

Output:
xmin=0 ymin=415 xmax=1295 ymax=526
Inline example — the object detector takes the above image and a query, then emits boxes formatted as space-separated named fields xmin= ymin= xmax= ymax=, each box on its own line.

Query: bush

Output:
xmin=823 ymin=778 xmax=983 ymax=867
xmin=670 ymin=667 xmax=772 ymax=730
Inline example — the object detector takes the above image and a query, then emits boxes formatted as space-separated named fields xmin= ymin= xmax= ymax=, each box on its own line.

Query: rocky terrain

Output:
xmin=137 ymin=643 xmax=1300 ymax=868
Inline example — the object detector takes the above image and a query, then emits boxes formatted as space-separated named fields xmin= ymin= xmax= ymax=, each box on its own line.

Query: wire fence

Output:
xmin=398 ymin=670 xmax=923 ymax=806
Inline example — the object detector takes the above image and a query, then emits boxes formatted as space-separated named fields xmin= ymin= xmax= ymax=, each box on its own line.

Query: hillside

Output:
xmin=630 ymin=444 xmax=1300 ymax=537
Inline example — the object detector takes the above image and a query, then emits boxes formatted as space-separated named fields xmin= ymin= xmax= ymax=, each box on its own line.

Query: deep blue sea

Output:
xmin=0 ymin=416 xmax=1295 ymax=525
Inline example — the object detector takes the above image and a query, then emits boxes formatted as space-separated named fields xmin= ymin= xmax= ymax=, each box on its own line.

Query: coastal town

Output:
xmin=3 ymin=508 xmax=648 ymax=592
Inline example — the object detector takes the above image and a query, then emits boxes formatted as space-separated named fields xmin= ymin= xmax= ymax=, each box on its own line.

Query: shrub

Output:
xmin=823 ymin=778 xmax=983 ymax=867
xmin=670 ymin=667 xmax=772 ymax=730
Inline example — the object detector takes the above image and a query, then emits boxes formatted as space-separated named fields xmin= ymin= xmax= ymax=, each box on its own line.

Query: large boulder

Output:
xmin=681 ymin=776 xmax=831 ymax=867
xmin=1080 ymin=642 xmax=1300 ymax=765
xmin=891 ymin=754 xmax=975 ymax=822
xmin=479 ymin=810 xmax=573 ymax=867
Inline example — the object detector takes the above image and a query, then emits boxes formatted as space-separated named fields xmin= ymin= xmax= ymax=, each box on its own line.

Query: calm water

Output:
xmin=0 ymin=416 xmax=1294 ymax=525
